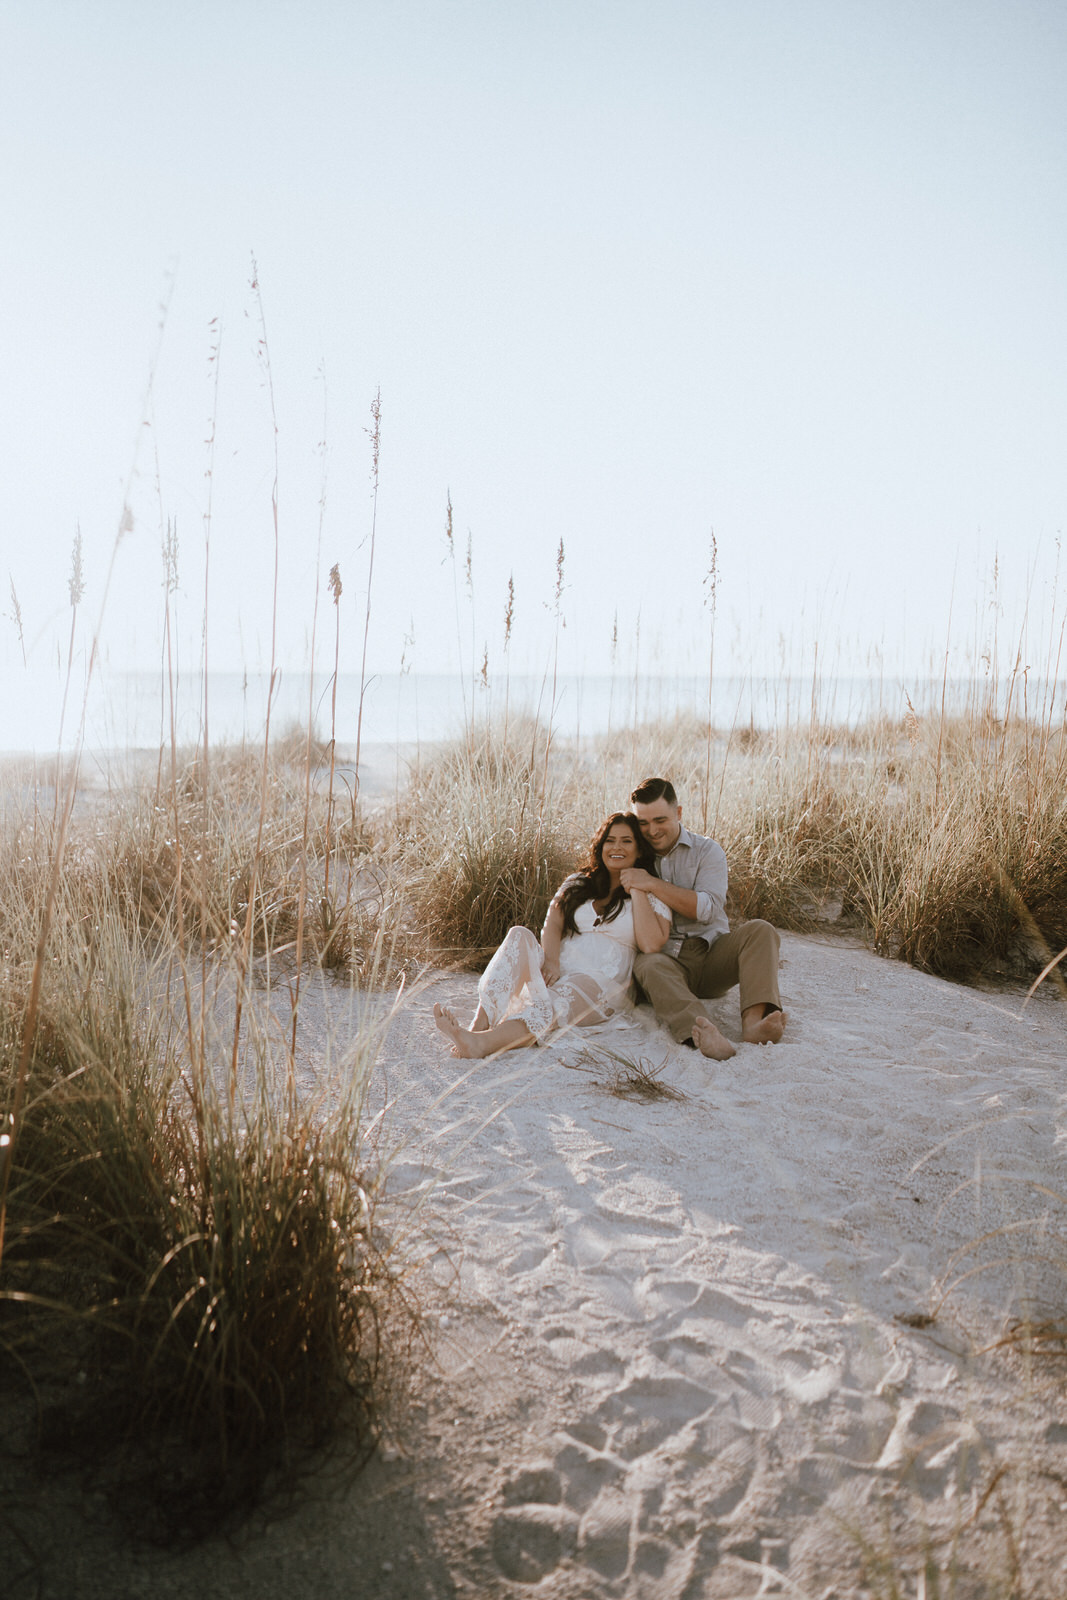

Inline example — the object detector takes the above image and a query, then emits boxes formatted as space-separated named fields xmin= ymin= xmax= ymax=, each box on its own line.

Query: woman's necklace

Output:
xmin=593 ymin=884 xmax=623 ymax=926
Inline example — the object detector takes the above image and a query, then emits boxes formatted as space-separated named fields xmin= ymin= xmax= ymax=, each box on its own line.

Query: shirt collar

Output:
xmin=661 ymin=824 xmax=695 ymax=858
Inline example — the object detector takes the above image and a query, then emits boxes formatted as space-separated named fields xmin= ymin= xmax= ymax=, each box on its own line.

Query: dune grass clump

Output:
xmin=394 ymin=720 xmax=583 ymax=968
xmin=91 ymin=737 xmax=391 ymax=981
xmin=839 ymin=713 xmax=1067 ymax=980
xmin=386 ymin=692 xmax=1067 ymax=989
xmin=575 ymin=700 xmax=1067 ymax=987
xmin=0 ymin=805 xmax=402 ymax=1533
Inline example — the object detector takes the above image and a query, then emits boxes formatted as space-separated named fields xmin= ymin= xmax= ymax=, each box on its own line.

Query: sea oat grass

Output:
xmin=582 ymin=705 xmax=1067 ymax=985
xmin=95 ymin=742 xmax=390 ymax=967
xmin=394 ymin=720 xmax=582 ymax=967
xmin=388 ymin=703 xmax=1067 ymax=985
xmin=0 ymin=807 xmax=404 ymax=1530
xmin=572 ymin=1042 xmax=687 ymax=1102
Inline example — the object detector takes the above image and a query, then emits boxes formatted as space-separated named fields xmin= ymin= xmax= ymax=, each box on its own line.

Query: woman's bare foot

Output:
xmin=692 ymin=1016 xmax=737 ymax=1060
xmin=469 ymin=1004 xmax=490 ymax=1031
xmin=741 ymin=1008 xmax=787 ymax=1045
xmin=434 ymin=1002 xmax=491 ymax=1059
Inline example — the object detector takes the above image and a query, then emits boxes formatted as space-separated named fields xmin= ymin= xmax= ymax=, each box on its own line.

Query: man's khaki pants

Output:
xmin=632 ymin=921 xmax=781 ymax=1044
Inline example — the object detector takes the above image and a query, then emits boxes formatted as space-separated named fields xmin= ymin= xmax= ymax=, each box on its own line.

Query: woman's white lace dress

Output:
xmin=477 ymin=886 xmax=670 ymax=1043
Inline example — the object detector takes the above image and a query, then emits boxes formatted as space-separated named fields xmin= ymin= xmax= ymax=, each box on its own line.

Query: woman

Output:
xmin=434 ymin=813 xmax=671 ymax=1058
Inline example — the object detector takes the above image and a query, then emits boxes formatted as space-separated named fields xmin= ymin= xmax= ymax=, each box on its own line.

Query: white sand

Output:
xmin=7 ymin=934 xmax=1067 ymax=1597
xmin=368 ymin=933 xmax=1067 ymax=1596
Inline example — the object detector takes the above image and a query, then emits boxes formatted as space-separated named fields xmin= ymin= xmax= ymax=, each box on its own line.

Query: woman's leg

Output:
xmin=556 ymin=975 xmax=613 ymax=1028
xmin=476 ymin=926 xmax=547 ymax=1028
xmin=434 ymin=927 xmax=547 ymax=1057
xmin=434 ymin=1004 xmax=534 ymax=1058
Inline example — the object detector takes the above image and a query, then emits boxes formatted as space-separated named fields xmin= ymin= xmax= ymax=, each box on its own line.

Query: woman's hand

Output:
xmin=620 ymin=867 xmax=659 ymax=895
xmin=541 ymin=955 xmax=561 ymax=987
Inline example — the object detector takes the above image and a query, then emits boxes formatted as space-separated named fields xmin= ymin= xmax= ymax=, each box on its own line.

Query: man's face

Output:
xmin=633 ymin=798 xmax=682 ymax=854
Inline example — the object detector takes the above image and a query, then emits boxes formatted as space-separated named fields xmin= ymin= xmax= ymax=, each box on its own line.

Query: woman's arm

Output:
xmin=540 ymin=895 xmax=565 ymax=984
xmin=622 ymin=871 xmax=698 ymax=922
xmin=630 ymin=889 xmax=670 ymax=953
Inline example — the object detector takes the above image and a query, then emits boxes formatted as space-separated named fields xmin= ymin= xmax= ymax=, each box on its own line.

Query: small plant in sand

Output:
xmin=571 ymin=1041 xmax=687 ymax=1103
xmin=846 ymin=1455 xmax=1023 ymax=1600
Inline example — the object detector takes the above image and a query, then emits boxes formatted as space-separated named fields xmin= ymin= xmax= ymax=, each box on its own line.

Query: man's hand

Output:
xmin=619 ymin=868 xmax=658 ymax=894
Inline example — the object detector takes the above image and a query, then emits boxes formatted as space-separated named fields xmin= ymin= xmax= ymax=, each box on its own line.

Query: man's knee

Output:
xmin=740 ymin=919 xmax=780 ymax=954
xmin=633 ymin=950 xmax=678 ymax=982
xmin=632 ymin=951 xmax=690 ymax=1005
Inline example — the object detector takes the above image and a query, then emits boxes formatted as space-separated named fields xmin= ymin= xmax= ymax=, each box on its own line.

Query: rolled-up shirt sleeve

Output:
xmin=690 ymin=838 xmax=727 ymax=932
xmin=657 ymin=829 xmax=730 ymax=946
xmin=693 ymin=889 xmax=715 ymax=924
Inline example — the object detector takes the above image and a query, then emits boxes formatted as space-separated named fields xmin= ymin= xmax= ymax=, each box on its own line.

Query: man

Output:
xmin=620 ymin=776 xmax=786 ymax=1059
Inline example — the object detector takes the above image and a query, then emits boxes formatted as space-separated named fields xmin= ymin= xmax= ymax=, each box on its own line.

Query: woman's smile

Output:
xmin=602 ymin=827 xmax=639 ymax=870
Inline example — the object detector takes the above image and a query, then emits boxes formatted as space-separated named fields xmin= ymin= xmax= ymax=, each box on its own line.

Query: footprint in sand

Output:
xmin=578 ymin=1486 xmax=633 ymax=1580
xmin=504 ymin=1241 xmax=553 ymax=1277
xmin=500 ymin=1462 xmax=562 ymax=1505
xmin=651 ymin=1278 xmax=757 ymax=1327
xmin=489 ymin=1505 xmax=578 ymax=1583
xmin=555 ymin=1434 xmax=627 ymax=1503
xmin=491 ymin=1462 xmax=575 ymax=1582
xmin=875 ymin=1398 xmax=982 ymax=1494
xmin=541 ymin=1322 xmax=628 ymax=1382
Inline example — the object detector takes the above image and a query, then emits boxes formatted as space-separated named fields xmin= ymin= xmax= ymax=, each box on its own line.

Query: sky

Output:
xmin=1 ymin=0 xmax=1066 ymax=746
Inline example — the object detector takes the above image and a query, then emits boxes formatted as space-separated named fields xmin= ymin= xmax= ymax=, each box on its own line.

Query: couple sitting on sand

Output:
xmin=434 ymin=776 xmax=787 ymax=1061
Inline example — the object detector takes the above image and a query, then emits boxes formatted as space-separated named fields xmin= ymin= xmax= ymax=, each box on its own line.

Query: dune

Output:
xmin=5 ymin=933 xmax=1067 ymax=1597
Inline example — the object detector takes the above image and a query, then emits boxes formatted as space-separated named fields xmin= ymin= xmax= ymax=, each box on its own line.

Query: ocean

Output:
xmin=2 ymin=668 xmax=1061 ymax=758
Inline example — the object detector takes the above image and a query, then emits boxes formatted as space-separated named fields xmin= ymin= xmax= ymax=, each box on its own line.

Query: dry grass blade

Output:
xmin=989 ymin=1316 xmax=1067 ymax=1358
xmin=1024 ymin=940 xmax=1067 ymax=1006
xmin=569 ymin=1041 xmax=687 ymax=1103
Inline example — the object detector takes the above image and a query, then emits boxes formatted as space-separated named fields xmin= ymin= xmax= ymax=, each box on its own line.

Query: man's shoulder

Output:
xmin=678 ymin=825 xmax=725 ymax=856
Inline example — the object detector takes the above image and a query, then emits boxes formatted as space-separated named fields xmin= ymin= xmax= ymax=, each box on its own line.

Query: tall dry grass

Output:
xmin=77 ymin=727 xmax=392 ymax=983
xmin=0 ymin=782 xmax=404 ymax=1531
xmin=13 ymin=680 xmax=1060 ymax=1003
xmin=392 ymin=718 xmax=581 ymax=968
xmin=388 ymin=693 xmax=1067 ymax=990
xmin=0 ymin=293 xmax=411 ymax=1528
xmin=700 ymin=707 xmax=1067 ymax=983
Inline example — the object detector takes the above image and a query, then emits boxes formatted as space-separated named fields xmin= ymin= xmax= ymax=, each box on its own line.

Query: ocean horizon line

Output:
xmin=3 ymin=668 xmax=1064 ymax=758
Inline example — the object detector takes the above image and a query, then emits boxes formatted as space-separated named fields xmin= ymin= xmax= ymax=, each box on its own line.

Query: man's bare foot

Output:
xmin=692 ymin=1016 xmax=737 ymax=1061
xmin=742 ymin=1008 xmax=787 ymax=1045
xmin=433 ymin=1002 xmax=491 ymax=1059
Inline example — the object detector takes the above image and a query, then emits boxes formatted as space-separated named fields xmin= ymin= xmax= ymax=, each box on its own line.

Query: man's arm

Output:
xmin=620 ymin=870 xmax=698 ymax=920
xmin=621 ymin=839 xmax=728 ymax=930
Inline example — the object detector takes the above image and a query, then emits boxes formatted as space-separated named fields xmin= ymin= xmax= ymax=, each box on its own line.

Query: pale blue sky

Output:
xmin=2 ymin=0 xmax=1065 ymax=730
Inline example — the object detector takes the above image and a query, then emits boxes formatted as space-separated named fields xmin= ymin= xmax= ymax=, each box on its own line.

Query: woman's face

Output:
xmin=601 ymin=822 xmax=640 ymax=872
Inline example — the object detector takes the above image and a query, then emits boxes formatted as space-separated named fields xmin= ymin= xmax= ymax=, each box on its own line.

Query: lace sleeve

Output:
xmin=649 ymin=892 xmax=672 ymax=924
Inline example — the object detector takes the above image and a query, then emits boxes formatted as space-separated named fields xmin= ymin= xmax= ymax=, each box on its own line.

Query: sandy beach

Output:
xmin=6 ymin=931 xmax=1067 ymax=1597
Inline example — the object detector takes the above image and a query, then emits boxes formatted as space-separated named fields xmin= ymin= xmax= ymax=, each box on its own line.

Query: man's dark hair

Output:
xmin=630 ymin=776 xmax=677 ymax=807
